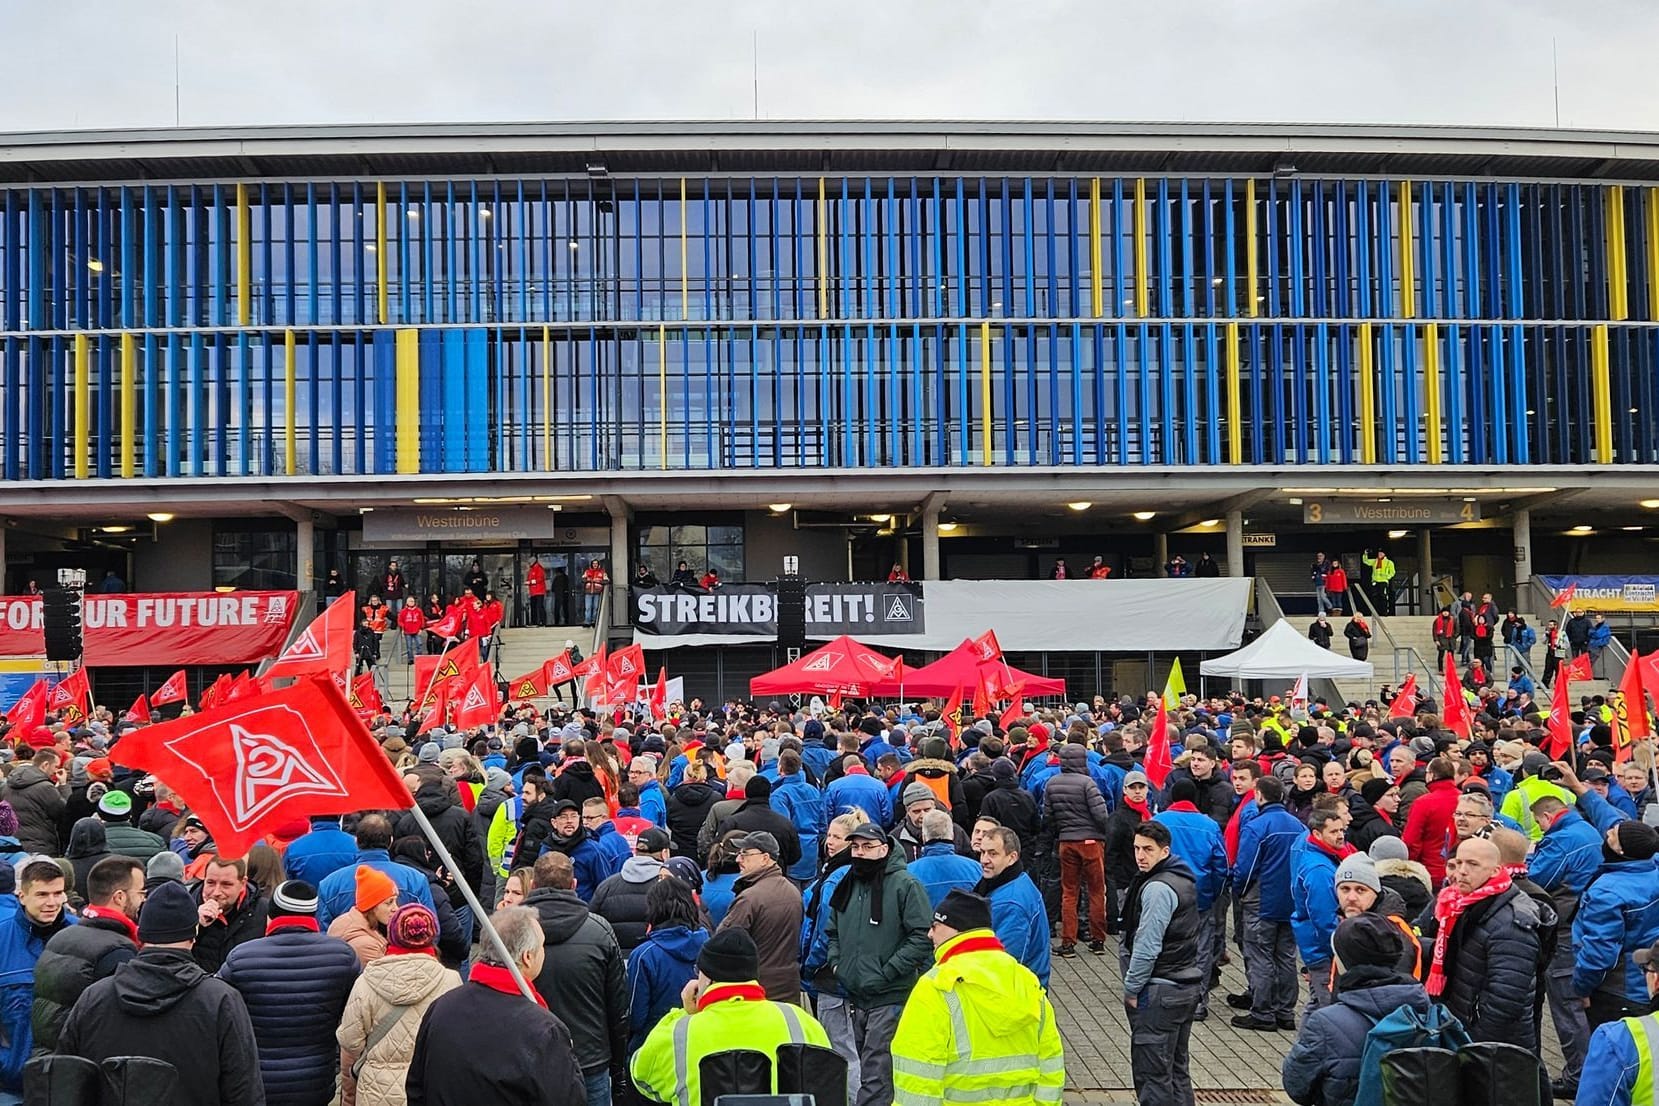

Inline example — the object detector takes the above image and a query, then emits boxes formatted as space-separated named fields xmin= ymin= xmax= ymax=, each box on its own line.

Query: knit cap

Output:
xmin=354 ymin=865 xmax=399 ymax=913
xmin=1368 ymin=836 xmax=1409 ymax=863
xmin=1333 ymin=854 xmax=1381 ymax=894
xmin=138 ymin=881 xmax=199 ymax=944
xmin=269 ymin=880 xmax=319 ymax=920
xmin=696 ymin=928 xmax=759 ymax=983
xmin=387 ymin=904 xmax=439 ymax=951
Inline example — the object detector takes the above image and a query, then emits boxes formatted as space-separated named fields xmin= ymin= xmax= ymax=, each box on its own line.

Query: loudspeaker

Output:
xmin=776 ymin=577 xmax=806 ymax=651
xmin=41 ymin=588 xmax=83 ymax=663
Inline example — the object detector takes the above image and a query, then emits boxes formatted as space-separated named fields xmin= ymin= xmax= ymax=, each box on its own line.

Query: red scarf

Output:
xmin=1426 ymin=870 xmax=1513 ymax=997
xmin=469 ymin=963 xmax=548 ymax=1008
xmin=1166 ymin=800 xmax=1199 ymax=813
xmin=387 ymin=945 xmax=438 ymax=958
xmin=938 ymin=934 xmax=1005 ymax=964
xmin=1122 ymin=796 xmax=1151 ymax=818
xmin=696 ymin=982 xmax=767 ymax=1011
xmin=1304 ymin=834 xmax=1355 ymax=863
xmin=81 ymin=904 xmax=139 ymax=945
xmin=265 ymin=917 xmax=320 ymax=936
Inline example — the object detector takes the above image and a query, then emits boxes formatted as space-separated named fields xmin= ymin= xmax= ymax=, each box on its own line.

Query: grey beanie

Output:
xmin=901 ymin=782 xmax=936 ymax=809
xmin=145 ymin=850 xmax=186 ymax=883
xmin=1333 ymin=854 xmax=1382 ymax=894
xmin=1368 ymin=835 xmax=1410 ymax=863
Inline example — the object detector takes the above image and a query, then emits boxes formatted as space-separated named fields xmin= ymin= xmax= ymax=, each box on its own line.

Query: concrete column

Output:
xmin=1225 ymin=510 xmax=1244 ymax=578
xmin=1417 ymin=528 xmax=1433 ymax=604
xmin=1153 ymin=532 xmax=1169 ymax=577
xmin=921 ymin=505 xmax=942 ymax=581
xmin=1513 ymin=508 xmax=1532 ymax=586
xmin=608 ymin=505 xmax=631 ymax=630
xmin=296 ymin=516 xmax=315 ymax=595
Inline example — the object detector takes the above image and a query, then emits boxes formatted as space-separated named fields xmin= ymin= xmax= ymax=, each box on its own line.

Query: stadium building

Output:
xmin=2 ymin=121 xmax=1658 ymax=699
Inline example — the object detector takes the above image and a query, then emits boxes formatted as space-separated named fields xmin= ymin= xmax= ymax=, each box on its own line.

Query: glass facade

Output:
xmin=2 ymin=171 xmax=1656 ymax=479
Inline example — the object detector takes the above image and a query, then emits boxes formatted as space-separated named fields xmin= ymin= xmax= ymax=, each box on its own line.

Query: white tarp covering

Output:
xmin=1199 ymin=619 xmax=1374 ymax=680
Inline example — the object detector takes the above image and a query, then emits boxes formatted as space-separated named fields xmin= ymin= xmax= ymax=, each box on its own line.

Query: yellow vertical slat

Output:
xmin=119 ymin=333 xmax=136 ymax=478
xmin=1133 ymin=178 xmax=1149 ymax=318
xmin=1422 ymin=322 xmax=1442 ymax=464
xmin=1357 ymin=322 xmax=1376 ymax=465
xmin=1647 ymin=188 xmax=1659 ymax=320
xmin=235 ymin=183 xmax=251 ymax=327
xmin=1245 ymin=179 xmax=1258 ymax=318
xmin=1592 ymin=323 xmax=1615 ymax=463
xmin=1397 ymin=180 xmax=1416 ymax=320
xmin=979 ymin=319 xmax=993 ymax=466
xmin=1225 ymin=322 xmax=1242 ymax=464
xmin=680 ymin=178 xmax=689 ymax=321
xmin=73 ymin=335 xmax=90 ymax=479
xmin=283 ymin=330 xmax=297 ymax=475
xmin=817 ymin=177 xmax=829 ymax=320
xmin=541 ymin=325 xmax=552 ymax=470
xmin=1607 ymin=186 xmax=1629 ymax=321
xmin=376 ymin=182 xmax=389 ymax=325
xmin=395 ymin=328 xmax=420 ymax=474
xmin=1089 ymin=178 xmax=1103 ymax=318
xmin=658 ymin=325 xmax=668 ymax=470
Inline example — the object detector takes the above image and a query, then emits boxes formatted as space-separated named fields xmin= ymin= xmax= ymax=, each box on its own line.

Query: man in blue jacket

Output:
xmin=1154 ymin=778 xmax=1229 ymax=1019
xmin=316 ymin=814 xmax=435 ymax=929
xmin=1290 ymin=806 xmax=1350 ymax=1014
xmin=626 ymin=754 xmax=669 ymax=828
xmin=1230 ymin=776 xmax=1305 ymax=1030
xmin=282 ymin=816 xmax=358 ymax=888
xmin=825 ymin=756 xmax=892 ymax=827
xmin=769 ymin=751 xmax=827 ymax=882
xmin=973 ymin=825 xmax=1051 ymax=989
xmin=1528 ymin=791 xmax=1607 ymax=1098
xmin=908 ymin=811 xmax=982 ymax=908
xmin=1574 ymin=937 xmax=1659 ymax=1106
xmin=0 ymin=860 xmax=74 ymax=1095
xmin=1572 ymin=816 xmax=1659 ymax=1028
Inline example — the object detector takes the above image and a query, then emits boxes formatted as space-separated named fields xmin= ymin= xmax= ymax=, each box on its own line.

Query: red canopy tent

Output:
xmin=749 ymin=635 xmax=905 ymax=698
xmin=899 ymin=637 xmax=1067 ymax=698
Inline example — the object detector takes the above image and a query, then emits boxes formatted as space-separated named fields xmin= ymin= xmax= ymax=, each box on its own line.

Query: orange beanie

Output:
xmin=353 ymin=865 xmax=399 ymax=914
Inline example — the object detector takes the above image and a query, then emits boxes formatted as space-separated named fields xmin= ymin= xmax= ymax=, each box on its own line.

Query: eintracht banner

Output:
xmin=0 ymin=592 xmax=302 ymax=666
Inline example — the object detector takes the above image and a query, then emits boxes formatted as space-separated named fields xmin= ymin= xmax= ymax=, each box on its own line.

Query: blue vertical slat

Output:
xmin=1157 ymin=178 xmax=1173 ymax=317
xmin=1378 ymin=324 xmax=1398 ymax=464
xmin=1137 ymin=324 xmax=1152 ymax=464
xmin=1070 ymin=321 xmax=1083 ymax=465
xmin=1180 ymin=323 xmax=1197 ymax=463
xmin=1313 ymin=321 xmax=1331 ymax=465
xmin=1310 ymin=181 xmax=1328 ymax=318
xmin=421 ymin=330 xmax=444 ymax=471
xmin=1401 ymin=325 xmax=1421 ymax=465
xmin=1114 ymin=322 xmax=1129 ymax=465
xmin=1200 ymin=180 xmax=1214 ymax=318
xmin=1047 ymin=180 xmax=1060 ymax=319
xmin=1331 ymin=181 xmax=1349 ymax=319
xmin=1248 ymin=324 xmax=1266 ymax=464
xmin=1376 ymin=181 xmax=1394 ymax=321
xmin=1441 ymin=181 xmax=1459 ymax=320
xmin=1335 ymin=322 xmax=1354 ymax=464
xmin=188 ymin=333 xmax=204 ymax=477
xmin=1287 ymin=180 xmax=1305 ymax=317
xmin=1204 ymin=324 xmax=1221 ymax=462
xmin=1223 ymin=180 xmax=1237 ymax=320
xmin=1353 ymin=181 xmax=1371 ymax=318
xmin=1446 ymin=322 xmax=1465 ymax=463
xmin=1022 ymin=179 xmax=1036 ymax=318
xmin=1179 ymin=180 xmax=1194 ymax=319
xmin=1113 ymin=180 xmax=1128 ymax=319
xmin=1490 ymin=321 xmax=1508 ymax=464
xmin=1419 ymin=182 xmax=1436 ymax=319
xmin=1265 ymin=182 xmax=1281 ymax=317
xmin=465 ymin=327 xmax=487 ymax=473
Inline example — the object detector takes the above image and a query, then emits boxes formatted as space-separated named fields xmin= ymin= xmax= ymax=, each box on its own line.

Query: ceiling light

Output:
xmin=99 ymin=525 xmax=132 ymax=534
xmin=1211 ymin=277 xmax=1224 ymax=285
xmin=1571 ymin=525 xmax=1593 ymax=533
xmin=364 ymin=243 xmax=376 ymax=252
xmin=1623 ymin=526 xmax=1643 ymax=532
xmin=1066 ymin=502 xmax=1092 ymax=512
xmin=868 ymin=514 xmax=892 ymax=524
xmin=768 ymin=503 xmax=792 ymax=514
xmin=214 ymin=586 xmax=237 ymax=594
xmin=1199 ymin=519 xmax=1220 ymax=527
xmin=1287 ymin=497 xmax=1303 ymax=506
xmin=1387 ymin=529 xmax=1409 ymax=539
xmin=1643 ymin=500 xmax=1659 ymax=509
xmin=1462 ymin=497 xmax=1477 ymax=503
xmin=146 ymin=513 xmax=174 ymax=523
xmin=1133 ymin=511 xmax=1156 ymax=521
xmin=479 ymin=209 xmax=491 ymax=219
xmin=937 ymin=522 xmax=959 ymax=533
xmin=1377 ymin=497 xmax=1391 ymax=503
xmin=87 ymin=258 xmax=104 ymax=273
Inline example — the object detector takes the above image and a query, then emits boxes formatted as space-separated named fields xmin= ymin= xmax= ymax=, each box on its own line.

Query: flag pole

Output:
xmin=404 ymin=800 xmax=537 ymax=1003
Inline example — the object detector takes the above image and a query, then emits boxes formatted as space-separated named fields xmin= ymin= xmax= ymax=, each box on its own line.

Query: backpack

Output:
xmin=1352 ymin=1002 xmax=1472 ymax=1106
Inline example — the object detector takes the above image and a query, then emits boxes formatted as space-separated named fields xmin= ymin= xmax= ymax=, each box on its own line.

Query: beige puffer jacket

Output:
xmin=336 ymin=952 xmax=460 ymax=1106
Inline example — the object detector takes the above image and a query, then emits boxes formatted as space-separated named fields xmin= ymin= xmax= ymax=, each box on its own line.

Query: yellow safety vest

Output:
xmin=1626 ymin=1013 xmax=1658 ymax=1106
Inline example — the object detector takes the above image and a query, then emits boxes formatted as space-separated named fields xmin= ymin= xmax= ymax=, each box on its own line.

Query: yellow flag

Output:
xmin=1163 ymin=657 xmax=1186 ymax=709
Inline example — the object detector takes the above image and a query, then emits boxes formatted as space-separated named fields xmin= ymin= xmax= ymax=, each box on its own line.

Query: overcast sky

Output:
xmin=3 ymin=0 xmax=1654 ymax=133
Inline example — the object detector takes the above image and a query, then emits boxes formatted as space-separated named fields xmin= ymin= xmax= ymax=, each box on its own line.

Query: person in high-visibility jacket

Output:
xmin=1574 ymin=937 xmax=1659 ymax=1106
xmin=632 ymin=928 xmax=833 ymax=1106
xmin=891 ymin=890 xmax=1065 ymax=1106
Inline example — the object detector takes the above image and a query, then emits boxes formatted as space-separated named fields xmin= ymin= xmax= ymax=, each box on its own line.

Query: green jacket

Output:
xmin=826 ymin=849 xmax=933 ymax=1008
xmin=101 ymin=822 xmax=165 ymax=863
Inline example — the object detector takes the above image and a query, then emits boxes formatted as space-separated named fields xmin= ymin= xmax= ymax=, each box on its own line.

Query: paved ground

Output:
xmin=1047 ymin=934 xmax=1566 ymax=1105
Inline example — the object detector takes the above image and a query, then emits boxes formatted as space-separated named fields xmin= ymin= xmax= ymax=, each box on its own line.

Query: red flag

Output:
xmin=971 ymin=630 xmax=1003 ymax=664
xmin=414 ymin=685 xmax=450 ymax=736
xmin=1441 ymin=651 xmax=1473 ymax=739
xmin=648 ymin=667 xmax=669 ymax=721
xmin=1612 ymin=653 xmax=1650 ymax=763
xmin=998 ymin=682 xmax=1028 ymax=733
xmin=1549 ymin=582 xmax=1577 ymax=609
xmin=542 ymin=650 xmax=575 ymax=687
xmin=607 ymin=644 xmax=645 ymax=684
xmin=349 ymin=673 xmax=384 ymax=718
xmin=452 ymin=664 xmax=500 ymax=730
xmin=108 ymin=674 xmax=413 ymax=857
xmin=149 ymin=669 xmax=188 ymax=708
xmin=1387 ymin=675 xmax=1419 ymax=720
xmin=122 ymin=694 xmax=151 ymax=725
xmin=1144 ymin=699 xmax=1174 ymax=789
xmin=506 ymin=665 xmax=550 ymax=701
xmin=5 ymin=680 xmax=47 ymax=731
xmin=427 ymin=606 xmax=464 ymax=642
xmin=48 ymin=669 xmax=91 ymax=724
xmin=266 ymin=592 xmax=356 ymax=679
xmin=418 ymin=639 xmax=481 ymax=708
xmin=977 ymin=663 xmax=1011 ymax=703
xmin=972 ymin=670 xmax=993 ymax=719
xmin=226 ymin=670 xmax=262 ymax=703
xmin=1564 ymin=653 xmax=1595 ymax=683
xmin=573 ymin=646 xmax=607 ymax=698
xmin=940 ymin=686 xmax=966 ymax=742
xmin=200 ymin=673 xmax=232 ymax=711
xmin=1543 ymin=664 xmax=1575 ymax=760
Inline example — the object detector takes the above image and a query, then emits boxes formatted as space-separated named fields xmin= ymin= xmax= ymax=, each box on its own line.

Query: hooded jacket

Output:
xmin=1571 ymin=856 xmax=1659 ymax=1003
xmin=1043 ymin=745 xmax=1112 ymax=842
xmin=666 ymin=779 xmax=723 ymax=860
xmin=713 ymin=798 xmax=803 ymax=872
xmin=336 ymin=949 xmax=461 ymax=1106
xmin=523 ymin=886 xmax=628 ymax=1074
xmin=393 ymin=781 xmax=484 ymax=893
xmin=282 ymin=821 xmax=358 ymax=889
xmin=66 ymin=817 xmax=112 ymax=902
xmin=979 ymin=773 xmax=1040 ymax=854
xmin=550 ymin=760 xmax=605 ymax=810
xmin=6 ymin=764 xmax=66 ymax=856
xmin=826 ymin=849 xmax=933 ymax=1008
xmin=219 ymin=924 xmax=361 ymax=1106
xmin=1374 ymin=857 xmax=1434 ymax=919
xmin=824 ymin=769 xmax=893 ymax=828
xmin=716 ymin=863 xmax=805 ymax=1003
xmin=1231 ymin=802 xmax=1305 ymax=922
xmin=769 ymin=773 xmax=827 ymax=881
xmin=1290 ymin=836 xmax=1347 ymax=966
xmin=907 ymin=841 xmax=984 ymax=908
xmin=589 ymin=856 xmax=664 ymax=954
xmin=56 ymin=946 xmax=264 ymax=1106
xmin=1152 ymin=806 xmax=1229 ymax=912
xmin=538 ymin=826 xmax=612 ymax=904
xmin=897 ymin=757 xmax=969 ymax=829
xmin=1281 ymin=968 xmax=1431 ymax=1106
xmin=625 ymin=925 xmax=709 ymax=1053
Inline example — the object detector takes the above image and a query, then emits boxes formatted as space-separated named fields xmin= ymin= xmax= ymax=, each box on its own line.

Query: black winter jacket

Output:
xmin=54 ymin=946 xmax=264 ymax=1106
xmin=666 ymin=780 xmax=723 ymax=860
xmin=394 ymin=781 xmax=484 ymax=893
xmin=190 ymin=883 xmax=269 ymax=974
xmin=1044 ymin=746 xmax=1111 ymax=841
xmin=1281 ymin=968 xmax=1430 ymax=1106
xmin=960 ymin=769 xmax=998 ymax=824
xmin=1344 ymin=800 xmax=1401 ymax=854
xmin=523 ymin=887 xmax=628 ymax=1075
xmin=218 ymin=926 xmax=360 ymax=1106
xmin=31 ymin=911 xmax=137 ymax=1052
xmin=713 ymin=799 xmax=803 ymax=872
xmin=550 ymin=761 xmax=605 ymax=810
xmin=1414 ymin=884 xmax=1553 ymax=1048
xmin=1162 ymin=767 xmax=1236 ymax=829
xmin=7 ymin=765 xmax=66 ymax=856
xmin=406 ymin=977 xmax=585 ymax=1106
xmin=980 ymin=778 xmax=1040 ymax=853
xmin=588 ymin=857 xmax=663 ymax=955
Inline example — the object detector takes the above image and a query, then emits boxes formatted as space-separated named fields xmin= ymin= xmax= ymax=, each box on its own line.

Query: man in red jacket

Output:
xmin=1400 ymin=757 xmax=1459 ymax=887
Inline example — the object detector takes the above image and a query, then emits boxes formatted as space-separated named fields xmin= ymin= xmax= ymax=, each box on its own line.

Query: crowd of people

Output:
xmin=0 ymin=661 xmax=1655 ymax=1106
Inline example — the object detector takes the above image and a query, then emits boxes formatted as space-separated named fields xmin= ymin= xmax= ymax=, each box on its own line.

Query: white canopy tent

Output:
xmin=1199 ymin=619 xmax=1374 ymax=680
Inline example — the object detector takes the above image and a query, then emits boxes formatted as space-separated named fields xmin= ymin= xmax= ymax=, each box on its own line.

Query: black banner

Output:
xmin=632 ymin=584 xmax=778 ymax=637
xmin=805 ymin=582 xmax=925 ymax=636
